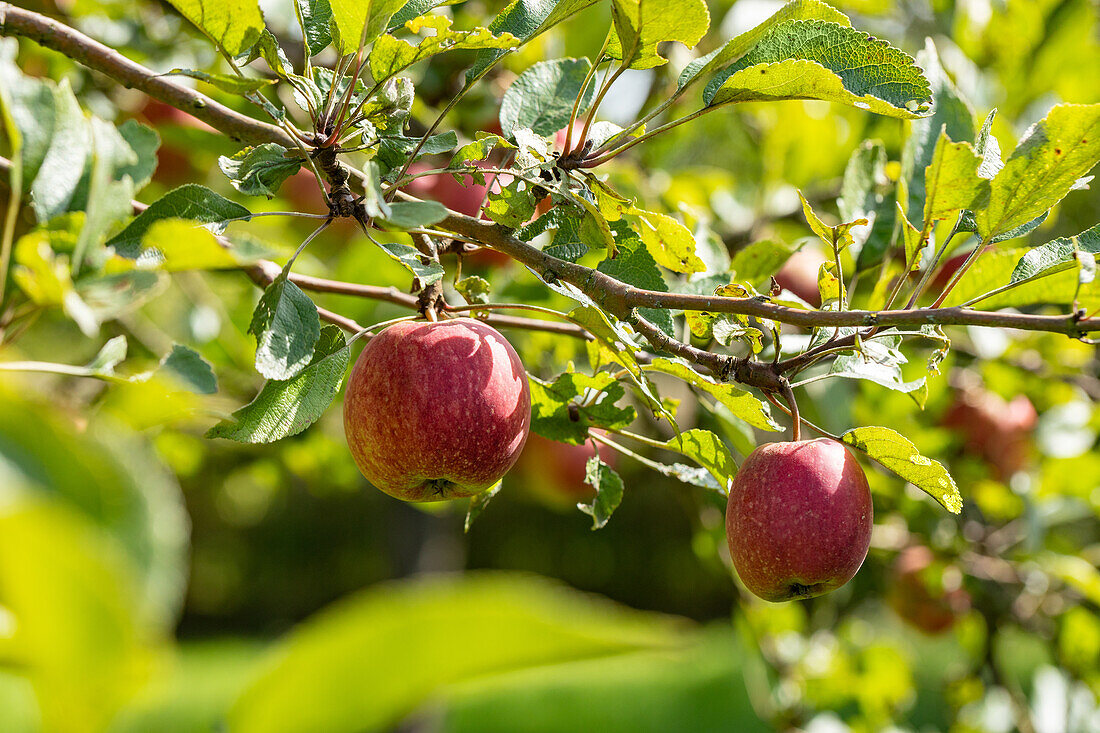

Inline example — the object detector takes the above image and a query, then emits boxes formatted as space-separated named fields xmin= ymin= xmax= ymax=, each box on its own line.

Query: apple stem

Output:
xmin=779 ymin=378 xmax=801 ymax=442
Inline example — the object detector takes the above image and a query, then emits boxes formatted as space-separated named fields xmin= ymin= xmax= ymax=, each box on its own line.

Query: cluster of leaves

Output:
xmin=4 ymin=0 xmax=1100 ymax=534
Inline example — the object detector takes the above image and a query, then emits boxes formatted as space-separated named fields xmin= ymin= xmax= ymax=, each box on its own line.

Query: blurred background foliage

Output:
xmin=1 ymin=0 xmax=1099 ymax=730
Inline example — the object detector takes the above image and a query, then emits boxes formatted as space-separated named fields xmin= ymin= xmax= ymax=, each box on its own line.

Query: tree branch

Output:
xmin=7 ymin=4 xmax=1097 ymax=389
xmin=0 ymin=4 xmax=295 ymax=148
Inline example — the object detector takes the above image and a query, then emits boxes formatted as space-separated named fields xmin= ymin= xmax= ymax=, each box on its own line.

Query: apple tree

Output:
xmin=1 ymin=0 xmax=1099 ymax=729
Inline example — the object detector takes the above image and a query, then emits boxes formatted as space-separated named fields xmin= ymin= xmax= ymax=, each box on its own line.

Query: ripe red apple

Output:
xmin=942 ymin=387 xmax=1037 ymax=479
xmin=726 ymin=438 xmax=873 ymax=602
xmin=887 ymin=545 xmax=971 ymax=634
xmin=774 ymin=249 xmax=825 ymax=307
xmin=515 ymin=431 xmax=616 ymax=504
xmin=343 ymin=318 xmax=531 ymax=501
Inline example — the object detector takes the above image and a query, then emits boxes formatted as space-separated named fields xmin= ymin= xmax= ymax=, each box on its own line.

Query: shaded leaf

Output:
xmin=579 ymin=457 xmax=625 ymax=529
xmin=219 ymin=144 xmax=303 ymax=198
xmin=161 ymin=344 xmax=218 ymax=395
xmin=207 ymin=326 xmax=349 ymax=443
xmin=500 ymin=58 xmax=595 ymax=137
xmin=107 ymin=184 xmax=251 ymax=259
xmin=249 ymin=276 xmax=321 ymax=381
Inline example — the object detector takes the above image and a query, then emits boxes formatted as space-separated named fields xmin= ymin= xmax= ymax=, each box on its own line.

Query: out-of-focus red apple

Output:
xmin=343 ymin=318 xmax=531 ymax=502
xmin=726 ymin=438 xmax=873 ymax=602
xmin=888 ymin=545 xmax=971 ymax=634
xmin=774 ymin=249 xmax=825 ymax=307
xmin=514 ymin=431 xmax=617 ymax=505
xmin=942 ymin=386 xmax=1038 ymax=479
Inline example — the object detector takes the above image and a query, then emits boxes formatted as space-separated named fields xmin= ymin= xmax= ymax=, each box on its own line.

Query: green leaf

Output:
xmin=663 ymin=428 xmax=737 ymax=491
xmin=76 ymin=271 xmax=167 ymax=322
xmin=368 ymin=16 xmax=518 ymax=83
xmin=645 ymin=358 xmax=779 ymax=431
xmin=486 ymin=178 xmax=539 ymax=228
xmin=450 ymin=133 xmax=512 ymax=169
xmin=30 ymin=80 xmax=90 ymax=222
xmin=608 ymin=0 xmax=709 ymax=71
xmin=107 ymin=184 xmax=251 ymax=259
xmin=579 ymin=457 xmax=625 ymax=529
xmin=240 ymin=29 xmax=293 ymax=78
xmin=297 ymin=0 xmax=334 ymax=55
xmin=85 ymin=335 xmax=128 ymax=375
xmin=902 ymin=39 xmax=975 ymax=220
xmin=839 ymin=139 xmax=897 ymax=272
xmin=975 ymin=104 xmax=1100 ymax=240
xmin=165 ymin=0 xmax=264 ymax=55
xmin=677 ymin=0 xmax=850 ymax=92
xmin=218 ymin=144 xmax=303 ymax=198
xmin=598 ymin=223 xmax=673 ymax=336
xmin=704 ymin=20 xmax=933 ymax=119
xmin=249 ymin=274 xmax=322 ymax=381
xmin=370 ymin=239 xmax=446 ymax=285
xmin=227 ymin=573 xmax=689 ymax=733
xmin=389 ymin=0 xmax=461 ymax=29
xmin=0 ymin=500 xmax=162 ymax=732
xmin=630 ymin=207 xmax=705 ymax=274
xmin=455 ymin=275 xmax=491 ymax=305
xmin=160 ymin=344 xmax=218 ymax=394
xmin=116 ymin=120 xmax=160 ymax=192
xmin=1010 ymin=223 xmax=1100 ymax=285
xmin=500 ymin=58 xmax=595 ymax=138
xmin=799 ymin=190 xmax=866 ymax=254
xmin=0 ymin=41 xmax=55 ymax=190
xmin=529 ymin=371 xmax=637 ymax=444
xmin=377 ymin=201 xmax=447 ymax=230
xmin=729 ymin=238 xmax=794 ymax=285
xmin=921 ymin=130 xmax=989 ymax=225
xmin=207 ymin=325 xmax=349 ymax=443
xmin=840 ymin=426 xmax=961 ymax=513
xmin=0 ymin=397 xmax=190 ymax=629
xmin=942 ymin=246 xmax=1093 ymax=309
xmin=896 ymin=203 xmax=923 ymax=271
xmin=464 ymin=481 xmax=502 ymax=532
xmin=378 ymin=131 xmax=458 ymax=171
xmin=74 ymin=118 xmax=137 ymax=270
xmin=466 ymin=0 xmax=601 ymax=83
xmin=137 ymin=218 xmax=241 ymax=271
xmin=165 ymin=68 xmax=275 ymax=94
xmin=827 ymin=336 xmax=928 ymax=406
xmin=329 ymin=0 xmax=408 ymax=54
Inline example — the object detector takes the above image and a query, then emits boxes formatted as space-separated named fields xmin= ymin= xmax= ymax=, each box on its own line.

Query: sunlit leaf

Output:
xmin=975 ymin=104 xmax=1100 ymax=240
xmin=704 ymin=21 xmax=933 ymax=119
xmin=608 ymin=0 xmax=709 ymax=71
xmin=165 ymin=0 xmax=264 ymax=55
xmin=841 ymin=426 xmax=961 ymax=513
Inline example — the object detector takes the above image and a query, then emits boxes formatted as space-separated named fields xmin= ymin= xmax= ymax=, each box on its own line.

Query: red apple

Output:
xmin=887 ymin=545 xmax=971 ymax=634
xmin=343 ymin=318 xmax=531 ymax=501
xmin=942 ymin=387 xmax=1037 ymax=479
xmin=515 ymin=431 xmax=616 ymax=504
xmin=726 ymin=438 xmax=873 ymax=602
xmin=774 ymin=249 xmax=825 ymax=307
